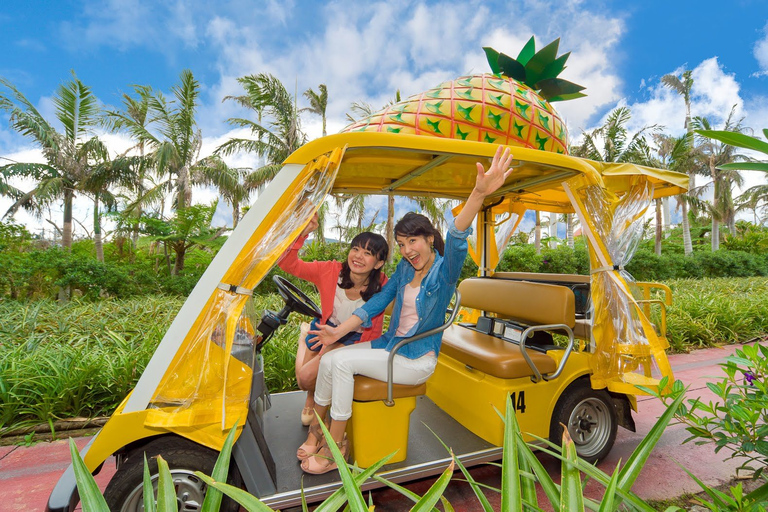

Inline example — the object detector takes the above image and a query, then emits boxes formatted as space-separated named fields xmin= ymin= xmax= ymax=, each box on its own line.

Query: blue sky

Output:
xmin=1 ymin=0 xmax=767 ymax=233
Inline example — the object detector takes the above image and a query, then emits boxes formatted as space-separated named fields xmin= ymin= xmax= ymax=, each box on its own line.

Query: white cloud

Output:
xmin=754 ymin=22 xmax=768 ymax=76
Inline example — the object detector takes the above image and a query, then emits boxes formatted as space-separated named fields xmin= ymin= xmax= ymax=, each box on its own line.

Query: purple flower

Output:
xmin=744 ymin=371 xmax=756 ymax=386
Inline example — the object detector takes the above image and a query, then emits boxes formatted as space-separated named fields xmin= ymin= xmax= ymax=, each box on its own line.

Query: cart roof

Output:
xmin=285 ymin=132 xmax=688 ymax=213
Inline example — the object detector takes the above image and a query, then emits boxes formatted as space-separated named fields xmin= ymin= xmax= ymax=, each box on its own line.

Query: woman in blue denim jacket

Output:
xmin=298 ymin=146 xmax=516 ymax=474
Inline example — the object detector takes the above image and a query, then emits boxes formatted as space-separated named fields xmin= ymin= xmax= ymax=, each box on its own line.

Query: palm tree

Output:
xmin=217 ymin=73 xmax=306 ymax=189
xmin=692 ymin=111 xmax=748 ymax=250
xmin=698 ymin=127 xmax=768 ymax=228
xmin=571 ymin=107 xmax=657 ymax=164
xmin=651 ymin=133 xmax=695 ymax=254
xmin=303 ymin=84 xmax=328 ymax=137
xmin=661 ymin=70 xmax=695 ymax=255
xmin=0 ymin=72 xmax=101 ymax=251
xmin=102 ymin=85 xmax=155 ymax=257
xmin=106 ymin=71 xmax=229 ymax=274
xmin=196 ymin=156 xmax=252 ymax=229
xmin=79 ymin=138 xmax=139 ymax=262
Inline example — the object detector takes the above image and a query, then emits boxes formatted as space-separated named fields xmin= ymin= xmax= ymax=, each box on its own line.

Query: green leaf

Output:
xmin=744 ymin=480 xmax=768 ymax=504
xmin=597 ymin=460 xmax=622 ymax=512
xmin=539 ymin=52 xmax=571 ymax=81
xmin=143 ymin=453 xmax=156 ymax=512
xmin=695 ymin=130 xmax=768 ymax=156
xmin=156 ymin=456 xmax=179 ymax=512
xmin=501 ymin=394 xmax=523 ymax=512
xmin=618 ymin=389 xmax=686 ymax=491
xmin=560 ymin=431 xmax=584 ymax=512
xmin=195 ymin=475 xmax=274 ymax=511
xmin=518 ymin=442 xmax=538 ymax=509
xmin=201 ymin=420 xmax=239 ymax=512
xmin=718 ymin=162 xmax=768 ymax=172
xmin=547 ymin=92 xmax=588 ymax=103
xmin=483 ymin=47 xmax=501 ymax=75
xmin=678 ymin=463 xmax=734 ymax=509
xmin=426 ymin=424 xmax=494 ymax=511
xmin=410 ymin=460 xmax=455 ymax=511
xmin=68 ymin=438 xmax=110 ymax=512
xmin=534 ymin=78 xmax=586 ymax=101
xmin=313 ymin=413 xmax=367 ymax=511
xmin=524 ymin=38 xmax=561 ymax=85
xmin=498 ymin=53 xmax=526 ymax=81
xmin=516 ymin=36 xmax=537 ymax=66
xmin=327 ymin=454 xmax=395 ymax=509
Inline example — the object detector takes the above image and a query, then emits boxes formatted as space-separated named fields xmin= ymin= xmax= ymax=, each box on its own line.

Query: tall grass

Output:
xmin=664 ymin=277 xmax=768 ymax=352
xmin=2 ymin=277 xmax=767 ymax=434
xmin=0 ymin=293 xmax=308 ymax=433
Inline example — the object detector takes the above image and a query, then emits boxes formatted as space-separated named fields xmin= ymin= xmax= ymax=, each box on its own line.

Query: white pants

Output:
xmin=314 ymin=342 xmax=437 ymax=421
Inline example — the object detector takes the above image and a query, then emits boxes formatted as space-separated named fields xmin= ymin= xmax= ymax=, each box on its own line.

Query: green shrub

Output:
xmin=498 ymin=244 xmax=542 ymax=272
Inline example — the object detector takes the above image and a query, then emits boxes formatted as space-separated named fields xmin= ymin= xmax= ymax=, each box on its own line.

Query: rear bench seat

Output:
xmin=492 ymin=272 xmax=591 ymax=341
xmin=440 ymin=278 xmax=576 ymax=380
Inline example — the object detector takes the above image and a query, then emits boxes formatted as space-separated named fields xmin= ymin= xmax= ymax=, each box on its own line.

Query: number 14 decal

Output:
xmin=510 ymin=391 xmax=526 ymax=413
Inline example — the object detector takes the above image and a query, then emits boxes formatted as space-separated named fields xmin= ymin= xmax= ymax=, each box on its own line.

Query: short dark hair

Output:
xmin=394 ymin=212 xmax=444 ymax=255
xmin=339 ymin=232 xmax=389 ymax=301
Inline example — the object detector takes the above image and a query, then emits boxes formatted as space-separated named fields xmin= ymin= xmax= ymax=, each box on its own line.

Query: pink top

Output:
xmin=277 ymin=234 xmax=388 ymax=343
xmin=395 ymin=284 xmax=419 ymax=337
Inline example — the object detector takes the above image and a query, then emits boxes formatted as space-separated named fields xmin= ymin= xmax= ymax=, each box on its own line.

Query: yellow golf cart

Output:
xmin=46 ymin=132 xmax=687 ymax=511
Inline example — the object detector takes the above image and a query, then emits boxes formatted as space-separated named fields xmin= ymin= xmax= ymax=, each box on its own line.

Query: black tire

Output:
xmin=549 ymin=381 xmax=618 ymax=463
xmin=103 ymin=436 xmax=242 ymax=512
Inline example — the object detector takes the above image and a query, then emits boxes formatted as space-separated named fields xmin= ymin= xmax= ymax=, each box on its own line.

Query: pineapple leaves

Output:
xmin=497 ymin=53 xmax=526 ymax=81
xmin=484 ymin=37 xmax=586 ymax=102
xmin=516 ymin=36 xmax=537 ymax=66
xmin=524 ymin=38 xmax=561 ymax=86
xmin=483 ymin=47 xmax=501 ymax=75
xmin=541 ymin=52 xmax=570 ymax=82
xmin=535 ymin=78 xmax=587 ymax=102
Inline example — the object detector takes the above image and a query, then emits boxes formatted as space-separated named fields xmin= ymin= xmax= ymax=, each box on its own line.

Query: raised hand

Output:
xmin=301 ymin=213 xmax=320 ymax=237
xmin=474 ymin=145 xmax=515 ymax=197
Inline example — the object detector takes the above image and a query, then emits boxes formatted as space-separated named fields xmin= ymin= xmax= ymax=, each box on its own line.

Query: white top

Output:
xmin=395 ymin=284 xmax=420 ymax=337
xmin=330 ymin=284 xmax=365 ymax=333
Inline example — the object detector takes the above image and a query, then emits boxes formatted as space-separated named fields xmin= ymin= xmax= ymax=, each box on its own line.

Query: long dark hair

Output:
xmin=394 ymin=212 xmax=445 ymax=256
xmin=339 ymin=232 xmax=389 ymax=301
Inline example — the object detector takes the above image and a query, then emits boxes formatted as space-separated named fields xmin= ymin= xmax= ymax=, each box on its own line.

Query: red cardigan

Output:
xmin=277 ymin=235 xmax=387 ymax=342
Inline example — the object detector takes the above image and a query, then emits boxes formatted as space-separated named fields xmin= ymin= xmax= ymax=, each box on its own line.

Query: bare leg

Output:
xmin=295 ymin=323 xmax=316 ymax=425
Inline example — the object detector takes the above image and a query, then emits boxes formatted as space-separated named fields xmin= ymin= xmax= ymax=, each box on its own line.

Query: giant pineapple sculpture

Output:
xmin=342 ymin=37 xmax=585 ymax=154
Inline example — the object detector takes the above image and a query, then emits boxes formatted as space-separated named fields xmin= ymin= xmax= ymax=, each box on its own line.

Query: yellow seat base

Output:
xmin=349 ymin=396 xmax=417 ymax=468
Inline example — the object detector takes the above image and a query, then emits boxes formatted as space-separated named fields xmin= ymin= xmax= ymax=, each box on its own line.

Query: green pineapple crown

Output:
xmin=483 ymin=36 xmax=586 ymax=103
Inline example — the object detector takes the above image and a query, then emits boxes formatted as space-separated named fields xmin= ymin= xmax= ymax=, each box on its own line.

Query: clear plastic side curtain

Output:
xmin=143 ymin=147 xmax=344 ymax=449
xmin=563 ymin=173 xmax=674 ymax=395
xmin=460 ymin=200 xmax=526 ymax=273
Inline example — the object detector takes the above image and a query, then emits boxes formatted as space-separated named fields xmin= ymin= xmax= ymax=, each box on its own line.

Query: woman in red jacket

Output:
xmin=278 ymin=214 xmax=389 ymax=429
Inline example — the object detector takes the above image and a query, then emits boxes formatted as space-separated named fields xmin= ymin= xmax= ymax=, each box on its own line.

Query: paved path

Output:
xmin=0 ymin=344 xmax=749 ymax=511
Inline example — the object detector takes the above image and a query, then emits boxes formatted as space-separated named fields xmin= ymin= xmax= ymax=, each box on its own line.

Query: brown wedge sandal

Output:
xmin=301 ymin=435 xmax=348 ymax=475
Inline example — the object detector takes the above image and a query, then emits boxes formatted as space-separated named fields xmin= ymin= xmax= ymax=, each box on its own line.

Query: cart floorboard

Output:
xmin=259 ymin=391 xmax=500 ymax=508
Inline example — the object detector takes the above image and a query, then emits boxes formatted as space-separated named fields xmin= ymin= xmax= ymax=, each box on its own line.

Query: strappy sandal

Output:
xmin=301 ymin=436 xmax=348 ymax=475
xmin=296 ymin=415 xmax=330 ymax=461
xmin=300 ymin=406 xmax=313 ymax=426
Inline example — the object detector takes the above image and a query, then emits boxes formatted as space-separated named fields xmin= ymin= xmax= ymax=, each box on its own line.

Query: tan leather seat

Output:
xmin=573 ymin=318 xmax=591 ymax=340
xmin=353 ymin=376 xmax=426 ymax=402
xmin=441 ymin=324 xmax=557 ymax=379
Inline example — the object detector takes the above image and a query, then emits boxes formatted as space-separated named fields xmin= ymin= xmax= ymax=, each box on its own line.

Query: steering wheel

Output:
xmin=273 ymin=275 xmax=322 ymax=319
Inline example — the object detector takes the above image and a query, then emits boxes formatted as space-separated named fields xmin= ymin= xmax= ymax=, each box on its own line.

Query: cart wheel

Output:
xmin=103 ymin=436 xmax=242 ymax=512
xmin=549 ymin=382 xmax=617 ymax=463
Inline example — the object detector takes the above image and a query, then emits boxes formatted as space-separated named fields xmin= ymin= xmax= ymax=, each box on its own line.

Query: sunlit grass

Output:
xmin=1 ymin=277 xmax=766 ymax=433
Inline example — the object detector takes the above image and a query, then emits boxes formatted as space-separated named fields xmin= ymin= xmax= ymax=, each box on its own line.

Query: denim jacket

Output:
xmin=353 ymin=223 xmax=471 ymax=359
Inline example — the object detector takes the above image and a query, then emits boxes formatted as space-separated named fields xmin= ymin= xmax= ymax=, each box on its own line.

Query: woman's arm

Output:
xmin=277 ymin=215 xmax=323 ymax=283
xmin=309 ymin=264 xmax=401 ymax=350
xmin=453 ymin=146 xmax=515 ymax=232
